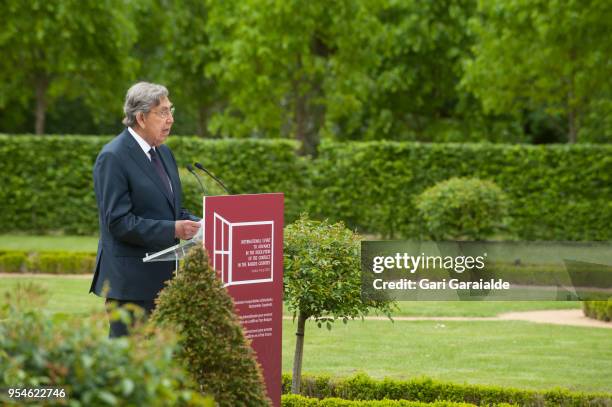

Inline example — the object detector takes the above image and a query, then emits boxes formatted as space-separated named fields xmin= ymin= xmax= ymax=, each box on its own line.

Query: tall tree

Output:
xmin=0 ymin=0 xmax=138 ymax=134
xmin=207 ymin=0 xmax=382 ymax=154
xmin=283 ymin=216 xmax=393 ymax=393
xmin=462 ymin=0 xmax=612 ymax=143
xmin=334 ymin=0 xmax=481 ymax=142
xmin=160 ymin=0 xmax=228 ymax=137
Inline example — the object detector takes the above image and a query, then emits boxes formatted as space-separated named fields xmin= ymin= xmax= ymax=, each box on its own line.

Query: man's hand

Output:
xmin=175 ymin=220 xmax=201 ymax=240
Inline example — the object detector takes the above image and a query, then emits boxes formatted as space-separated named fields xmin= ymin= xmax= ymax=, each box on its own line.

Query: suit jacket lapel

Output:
xmin=158 ymin=147 xmax=179 ymax=211
xmin=123 ymin=131 xmax=175 ymax=209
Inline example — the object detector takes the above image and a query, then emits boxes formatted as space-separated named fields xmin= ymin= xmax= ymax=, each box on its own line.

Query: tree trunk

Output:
xmin=294 ymin=86 xmax=324 ymax=156
xmin=568 ymin=107 xmax=577 ymax=144
xmin=294 ymin=91 xmax=313 ymax=156
xmin=566 ymin=51 xmax=578 ymax=144
xmin=35 ymin=76 xmax=49 ymax=135
xmin=291 ymin=311 xmax=307 ymax=394
xmin=292 ymin=51 xmax=323 ymax=157
xmin=197 ymin=104 xmax=210 ymax=138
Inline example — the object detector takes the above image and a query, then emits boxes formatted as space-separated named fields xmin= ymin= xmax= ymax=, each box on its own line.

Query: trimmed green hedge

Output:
xmin=0 ymin=135 xmax=306 ymax=235
xmin=0 ymin=250 xmax=95 ymax=274
xmin=281 ymin=374 xmax=612 ymax=407
xmin=583 ymin=300 xmax=612 ymax=321
xmin=2 ymin=135 xmax=612 ymax=240
xmin=0 ymin=135 xmax=109 ymax=235
xmin=310 ymin=141 xmax=612 ymax=240
xmin=281 ymin=395 xmax=483 ymax=407
xmin=168 ymin=137 xmax=310 ymax=224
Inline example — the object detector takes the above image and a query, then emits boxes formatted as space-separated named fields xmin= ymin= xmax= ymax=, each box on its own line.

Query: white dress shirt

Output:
xmin=128 ymin=126 xmax=153 ymax=161
xmin=127 ymin=127 xmax=172 ymax=192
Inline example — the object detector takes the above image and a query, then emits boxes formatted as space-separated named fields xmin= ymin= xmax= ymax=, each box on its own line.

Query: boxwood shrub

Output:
xmin=0 ymin=135 xmax=306 ymax=235
xmin=0 ymin=250 xmax=95 ymax=274
xmin=415 ymin=177 xmax=510 ymax=240
xmin=153 ymin=246 xmax=270 ymax=406
xmin=582 ymin=300 xmax=612 ymax=321
xmin=281 ymin=395 xmax=483 ymax=407
xmin=281 ymin=374 xmax=612 ymax=407
xmin=0 ymin=251 xmax=28 ymax=273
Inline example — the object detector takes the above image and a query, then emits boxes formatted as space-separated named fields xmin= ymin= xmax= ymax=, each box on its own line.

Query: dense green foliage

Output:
xmin=0 ymin=0 xmax=138 ymax=135
xmin=463 ymin=0 xmax=612 ymax=143
xmin=582 ymin=300 xmax=612 ymax=322
xmin=161 ymin=0 xmax=225 ymax=137
xmin=281 ymin=395 xmax=479 ymax=407
xmin=342 ymin=0 xmax=511 ymax=144
xmin=415 ymin=177 xmax=510 ymax=240
xmin=153 ymin=246 xmax=270 ymax=407
xmin=1 ymin=1 xmax=611 ymax=144
xmin=284 ymin=215 xmax=393 ymax=325
xmin=0 ymin=288 xmax=211 ymax=406
xmin=281 ymin=374 xmax=612 ymax=407
xmin=206 ymin=0 xmax=385 ymax=154
xmin=2 ymin=136 xmax=612 ymax=240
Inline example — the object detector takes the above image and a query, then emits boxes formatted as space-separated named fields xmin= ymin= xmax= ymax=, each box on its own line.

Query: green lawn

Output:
xmin=0 ymin=276 xmax=580 ymax=317
xmin=282 ymin=319 xmax=612 ymax=393
xmin=390 ymin=300 xmax=579 ymax=317
xmin=0 ymin=276 xmax=102 ymax=315
xmin=1 ymin=275 xmax=608 ymax=393
xmin=0 ymin=234 xmax=98 ymax=252
xmin=0 ymin=234 xmax=582 ymax=316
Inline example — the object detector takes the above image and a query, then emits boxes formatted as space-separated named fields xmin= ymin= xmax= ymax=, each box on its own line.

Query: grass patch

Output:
xmin=389 ymin=301 xmax=579 ymax=317
xmin=282 ymin=319 xmax=612 ymax=393
xmin=2 ymin=274 xmax=580 ymax=318
xmin=0 ymin=276 xmax=581 ymax=318
xmin=0 ymin=276 xmax=102 ymax=315
xmin=0 ymin=234 xmax=98 ymax=252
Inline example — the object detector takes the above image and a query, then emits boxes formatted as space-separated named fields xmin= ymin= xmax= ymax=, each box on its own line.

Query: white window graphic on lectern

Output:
xmin=213 ymin=213 xmax=274 ymax=287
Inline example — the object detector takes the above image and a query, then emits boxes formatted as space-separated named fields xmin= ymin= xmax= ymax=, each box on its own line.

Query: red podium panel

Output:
xmin=203 ymin=193 xmax=283 ymax=406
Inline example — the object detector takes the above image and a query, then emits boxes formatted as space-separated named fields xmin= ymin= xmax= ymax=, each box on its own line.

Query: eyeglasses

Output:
xmin=150 ymin=106 xmax=175 ymax=119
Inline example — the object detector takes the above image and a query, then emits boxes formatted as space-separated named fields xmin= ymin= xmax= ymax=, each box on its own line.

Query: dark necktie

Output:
xmin=149 ymin=148 xmax=173 ymax=198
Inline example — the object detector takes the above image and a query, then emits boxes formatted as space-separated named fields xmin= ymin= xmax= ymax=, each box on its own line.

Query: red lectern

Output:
xmin=144 ymin=193 xmax=283 ymax=406
xmin=203 ymin=193 xmax=283 ymax=406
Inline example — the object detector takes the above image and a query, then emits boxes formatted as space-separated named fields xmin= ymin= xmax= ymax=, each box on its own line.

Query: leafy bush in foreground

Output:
xmin=0 ymin=287 xmax=211 ymax=406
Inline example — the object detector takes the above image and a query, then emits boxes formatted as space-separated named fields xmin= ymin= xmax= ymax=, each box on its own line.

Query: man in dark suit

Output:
xmin=90 ymin=82 xmax=201 ymax=337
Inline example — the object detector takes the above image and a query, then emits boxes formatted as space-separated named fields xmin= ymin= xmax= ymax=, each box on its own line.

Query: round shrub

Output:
xmin=153 ymin=246 xmax=270 ymax=407
xmin=415 ymin=177 xmax=511 ymax=240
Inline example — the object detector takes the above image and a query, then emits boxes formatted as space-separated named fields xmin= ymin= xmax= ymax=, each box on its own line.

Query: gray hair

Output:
xmin=122 ymin=82 xmax=169 ymax=127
